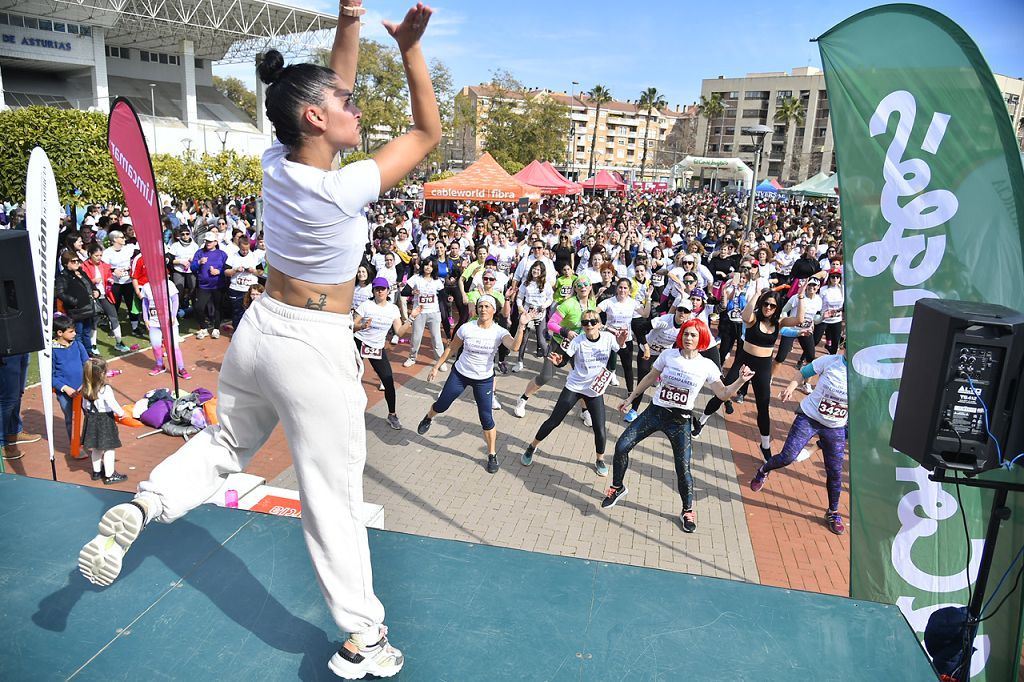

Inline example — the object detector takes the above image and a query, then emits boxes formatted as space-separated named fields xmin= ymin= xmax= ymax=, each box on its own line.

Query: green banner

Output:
xmin=818 ymin=5 xmax=1024 ymax=680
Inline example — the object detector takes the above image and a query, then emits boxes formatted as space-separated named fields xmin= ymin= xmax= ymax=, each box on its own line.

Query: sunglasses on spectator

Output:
xmin=762 ymin=302 xmax=778 ymax=309
xmin=580 ymin=319 xmax=600 ymax=327
xmin=68 ymin=258 xmax=80 ymax=263
xmin=482 ymin=276 xmax=496 ymax=281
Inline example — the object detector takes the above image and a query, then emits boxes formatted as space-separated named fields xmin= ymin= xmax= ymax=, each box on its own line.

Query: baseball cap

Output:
xmin=371 ymin=277 xmax=389 ymax=289
xmin=204 ymin=232 xmax=219 ymax=242
xmin=689 ymin=288 xmax=707 ymax=300
xmin=675 ymin=298 xmax=694 ymax=312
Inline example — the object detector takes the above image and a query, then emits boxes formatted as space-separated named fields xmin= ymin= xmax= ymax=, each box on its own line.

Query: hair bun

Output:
xmin=257 ymin=50 xmax=286 ymax=85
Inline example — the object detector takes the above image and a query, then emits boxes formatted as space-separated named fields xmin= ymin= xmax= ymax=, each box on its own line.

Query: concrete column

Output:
xmin=91 ymin=27 xmax=109 ymax=111
xmin=821 ymin=112 xmax=835 ymax=175
xmin=798 ymin=89 xmax=819 ymax=179
xmin=255 ymin=54 xmax=271 ymax=138
xmin=180 ymin=39 xmax=197 ymax=125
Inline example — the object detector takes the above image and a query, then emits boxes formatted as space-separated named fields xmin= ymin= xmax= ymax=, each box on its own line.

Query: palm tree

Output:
xmin=637 ymin=87 xmax=667 ymax=181
xmin=773 ymin=96 xmax=806 ymax=182
xmin=697 ymin=93 xmax=724 ymax=156
xmin=586 ymin=84 xmax=612 ymax=179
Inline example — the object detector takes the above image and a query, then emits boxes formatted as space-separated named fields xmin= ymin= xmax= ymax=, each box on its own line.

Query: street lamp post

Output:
xmin=149 ymin=83 xmax=157 ymax=153
xmin=567 ymin=80 xmax=579 ymax=180
xmin=742 ymin=124 xmax=771 ymax=242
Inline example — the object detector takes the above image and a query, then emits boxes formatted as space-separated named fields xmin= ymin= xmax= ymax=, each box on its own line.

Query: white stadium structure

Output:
xmin=0 ymin=0 xmax=338 ymax=154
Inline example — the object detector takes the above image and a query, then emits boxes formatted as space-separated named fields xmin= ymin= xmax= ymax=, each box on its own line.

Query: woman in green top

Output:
xmin=553 ymin=262 xmax=577 ymax=307
xmin=513 ymin=274 xmax=597 ymax=418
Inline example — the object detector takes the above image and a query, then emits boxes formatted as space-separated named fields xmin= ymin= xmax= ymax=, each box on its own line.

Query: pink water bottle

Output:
xmin=225 ymin=489 xmax=239 ymax=508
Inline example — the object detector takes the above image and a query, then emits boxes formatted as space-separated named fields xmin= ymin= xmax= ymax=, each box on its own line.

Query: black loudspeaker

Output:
xmin=891 ymin=299 xmax=1024 ymax=474
xmin=0 ymin=230 xmax=44 ymax=357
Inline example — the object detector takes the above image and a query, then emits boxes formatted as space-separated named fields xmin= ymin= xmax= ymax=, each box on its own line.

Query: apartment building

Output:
xmin=453 ymin=84 xmax=699 ymax=181
xmin=696 ymin=67 xmax=1024 ymax=186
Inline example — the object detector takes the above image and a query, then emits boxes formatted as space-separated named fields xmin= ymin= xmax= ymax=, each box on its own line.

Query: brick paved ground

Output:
xmin=6 ymin=327 xmax=848 ymax=595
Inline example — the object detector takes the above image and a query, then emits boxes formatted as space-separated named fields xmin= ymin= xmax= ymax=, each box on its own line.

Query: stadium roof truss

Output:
xmin=8 ymin=0 xmax=337 ymax=61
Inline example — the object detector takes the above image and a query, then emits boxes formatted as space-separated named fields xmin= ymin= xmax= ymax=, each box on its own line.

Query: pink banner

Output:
xmin=631 ymin=181 xmax=669 ymax=192
xmin=107 ymin=99 xmax=175 ymax=380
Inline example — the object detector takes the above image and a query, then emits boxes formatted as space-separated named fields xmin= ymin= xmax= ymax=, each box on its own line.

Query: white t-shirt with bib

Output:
xmin=407 ymin=275 xmax=445 ymax=314
xmin=651 ymin=350 xmax=722 ymax=412
xmin=599 ymin=297 xmax=640 ymax=342
xmin=226 ymin=251 xmax=262 ymax=292
xmin=801 ymin=354 xmax=848 ymax=428
xmin=644 ymin=314 xmax=680 ymax=356
xmin=564 ymin=332 xmax=620 ymax=397
xmin=354 ymin=300 xmax=401 ymax=350
xmin=454 ymin=321 xmax=510 ymax=380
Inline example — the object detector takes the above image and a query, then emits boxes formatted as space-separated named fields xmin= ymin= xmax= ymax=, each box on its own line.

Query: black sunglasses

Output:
xmin=580 ymin=319 xmax=600 ymax=327
xmin=762 ymin=302 xmax=778 ymax=309
xmin=482 ymin=276 xmax=496 ymax=281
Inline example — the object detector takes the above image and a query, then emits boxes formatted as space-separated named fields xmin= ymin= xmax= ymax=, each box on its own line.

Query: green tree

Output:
xmin=452 ymin=94 xmax=478 ymax=166
xmin=586 ymin=85 xmax=612 ymax=178
xmin=697 ymin=93 xmax=725 ymax=156
xmin=213 ymin=75 xmax=257 ymax=122
xmin=479 ymin=73 xmax=568 ymax=169
xmin=428 ymin=58 xmax=454 ymax=169
xmin=0 ymin=106 xmax=121 ymax=204
xmin=774 ymin=96 xmax=806 ymax=181
xmin=637 ymin=87 xmax=667 ymax=181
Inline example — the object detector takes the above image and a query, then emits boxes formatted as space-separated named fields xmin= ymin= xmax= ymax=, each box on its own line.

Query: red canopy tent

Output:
xmin=580 ymin=170 xmax=627 ymax=192
xmin=540 ymin=162 xmax=583 ymax=195
xmin=424 ymin=153 xmax=541 ymax=202
xmin=513 ymin=160 xmax=580 ymax=195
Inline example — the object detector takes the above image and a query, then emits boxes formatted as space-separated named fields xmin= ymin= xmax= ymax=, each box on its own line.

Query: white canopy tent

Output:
xmin=670 ymin=156 xmax=754 ymax=191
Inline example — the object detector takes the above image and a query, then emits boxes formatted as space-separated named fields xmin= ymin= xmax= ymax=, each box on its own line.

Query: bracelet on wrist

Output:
xmin=339 ymin=3 xmax=366 ymax=17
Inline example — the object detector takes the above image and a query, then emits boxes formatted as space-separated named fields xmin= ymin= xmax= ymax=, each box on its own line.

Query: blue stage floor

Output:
xmin=0 ymin=474 xmax=933 ymax=680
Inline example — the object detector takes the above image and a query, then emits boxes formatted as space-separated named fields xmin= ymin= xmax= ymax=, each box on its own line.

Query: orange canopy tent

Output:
xmin=514 ymin=160 xmax=582 ymax=195
xmin=424 ymin=153 xmax=542 ymax=202
xmin=580 ymin=170 xmax=627 ymax=192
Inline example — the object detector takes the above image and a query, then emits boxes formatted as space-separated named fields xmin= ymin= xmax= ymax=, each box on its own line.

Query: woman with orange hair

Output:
xmin=602 ymin=319 xmax=754 ymax=533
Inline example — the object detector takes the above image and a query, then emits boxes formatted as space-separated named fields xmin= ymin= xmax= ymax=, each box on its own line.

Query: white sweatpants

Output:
xmin=136 ymin=294 xmax=384 ymax=636
xmin=409 ymin=310 xmax=443 ymax=361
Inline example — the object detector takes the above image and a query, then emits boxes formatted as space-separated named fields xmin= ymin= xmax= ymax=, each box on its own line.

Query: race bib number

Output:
xmin=499 ymin=261 xmax=511 ymax=272
xmin=824 ymin=308 xmax=842 ymax=319
xmin=560 ymin=285 xmax=573 ymax=298
xmin=419 ymin=294 xmax=436 ymax=306
xmin=817 ymin=397 xmax=848 ymax=420
xmin=648 ymin=342 xmax=667 ymax=355
xmin=728 ymin=308 xmax=743 ymax=322
xmin=651 ymin=273 xmax=665 ymax=286
xmin=559 ymin=335 xmax=571 ymax=351
xmin=590 ymin=368 xmax=613 ymax=395
xmin=658 ymin=384 xmax=690 ymax=408
xmin=361 ymin=344 xmax=383 ymax=359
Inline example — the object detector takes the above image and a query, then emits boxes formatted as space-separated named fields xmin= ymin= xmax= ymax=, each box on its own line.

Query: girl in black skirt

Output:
xmin=80 ymin=357 xmax=128 ymax=484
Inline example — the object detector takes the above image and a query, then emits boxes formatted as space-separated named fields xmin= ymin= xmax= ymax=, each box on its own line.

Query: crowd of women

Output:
xmin=353 ymin=188 xmax=849 ymax=536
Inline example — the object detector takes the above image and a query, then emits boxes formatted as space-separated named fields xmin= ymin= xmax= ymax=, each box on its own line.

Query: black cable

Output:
xmin=977 ymin=561 xmax=1024 ymax=623
xmin=952 ymin=470 xmax=973 ymax=615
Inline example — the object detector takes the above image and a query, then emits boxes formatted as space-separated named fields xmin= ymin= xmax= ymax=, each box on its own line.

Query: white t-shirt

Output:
xmin=454 ymin=321 xmax=510 ymax=380
xmin=102 ymin=245 xmax=137 ymax=284
xmin=226 ymin=251 xmax=262 ymax=291
xmin=775 ymin=249 xmax=799 ymax=275
xmin=354 ymin=300 xmax=400 ymax=349
xmin=407 ymin=275 xmax=445 ymax=314
xmin=84 ymin=384 xmax=125 ymax=417
xmin=599 ymin=297 xmax=639 ymax=342
xmin=167 ymin=240 xmax=199 ymax=274
xmin=140 ymin=281 xmax=180 ymax=329
xmin=564 ymin=332 xmax=620 ymax=397
xmin=644 ymin=314 xmax=680 ymax=355
xmin=261 ymin=142 xmax=380 ymax=284
xmin=819 ymin=285 xmax=844 ymax=324
xmin=651 ymin=350 xmax=722 ymax=411
xmin=781 ymin=293 xmax=823 ymax=331
xmin=351 ymin=284 xmax=373 ymax=313
xmin=518 ymin=281 xmax=553 ymax=312
xmin=489 ymin=244 xmax=516 ymax=273
xmin=801 ymin=354 xmax=848 ymax=428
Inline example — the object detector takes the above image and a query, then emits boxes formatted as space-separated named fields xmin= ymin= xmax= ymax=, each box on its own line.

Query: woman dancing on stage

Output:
xmin=602 ymin=319 xmax=753 ymax=533
xmin=78 ymin=4 xmax=440 ymax=679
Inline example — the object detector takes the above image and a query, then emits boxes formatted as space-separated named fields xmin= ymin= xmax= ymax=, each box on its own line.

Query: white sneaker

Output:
xmin=402 ymin=358 xmax=416 ymax=368
xmin=492 ymin=396 xmax=502 ymax=411
xmin=195 ymin=328 xmax=208 ymax=340
xmin=439 ymin=362 xmax=448 ymax=372
xmin=609 ymin=373 xmax=620 ymax=387
xmin=378 ymin=383 xmax=385 ymax=392
xmin=582 ymin=409 xmax=593 ymax=427
xmin=210 ymin=328 xmax=221 ymax=339
xmin=79 ymin=502 xmax=147 ymax=586
xmin=514 ymin=397 xmax=527 ymax=418
xmin=796 ymin=447 xmax=813 ymax=462
xmin=801 ymin=381 xmax=813 ymax=394
xmin=328 ymin=626 xmax=404 ymax=679
xmin=512 ymin=361 xmax=524 ymax=373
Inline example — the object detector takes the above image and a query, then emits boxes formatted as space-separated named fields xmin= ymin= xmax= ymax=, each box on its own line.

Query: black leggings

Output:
xmin=356 ymin=340 xmax=397 ymax=414
xmin=775 ymin=333 xmax=815 ymax=366
xmin=814 ymin=322 xmax=842 ymax=356
xmin=535 ymin=386 xmax=607 ymax=454
xmin=718 ymin=318 xmax=744 ymax=360
xmin=633 ymin=349 xmax=657 ymax=411
xmin=606 ymin=340 xmax=635 ymax=394
xmin=111 ymin=282 xmax=140 ymax=325
xmin=704 ymin=349 xmax=774 ymax=437
xmin=194 ymin=287 xmax=225 ymax=329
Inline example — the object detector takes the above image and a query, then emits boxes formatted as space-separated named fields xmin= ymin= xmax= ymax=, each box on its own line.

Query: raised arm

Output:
xmin=373 ymin=4 xmax=442 ymax=192
xmin=330 ymin=2 xmax=363 ymax=90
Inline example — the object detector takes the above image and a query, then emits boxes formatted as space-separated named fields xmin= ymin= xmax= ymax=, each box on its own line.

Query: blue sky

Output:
xmin=215 ymin=0 xmax=1023 ymax=107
